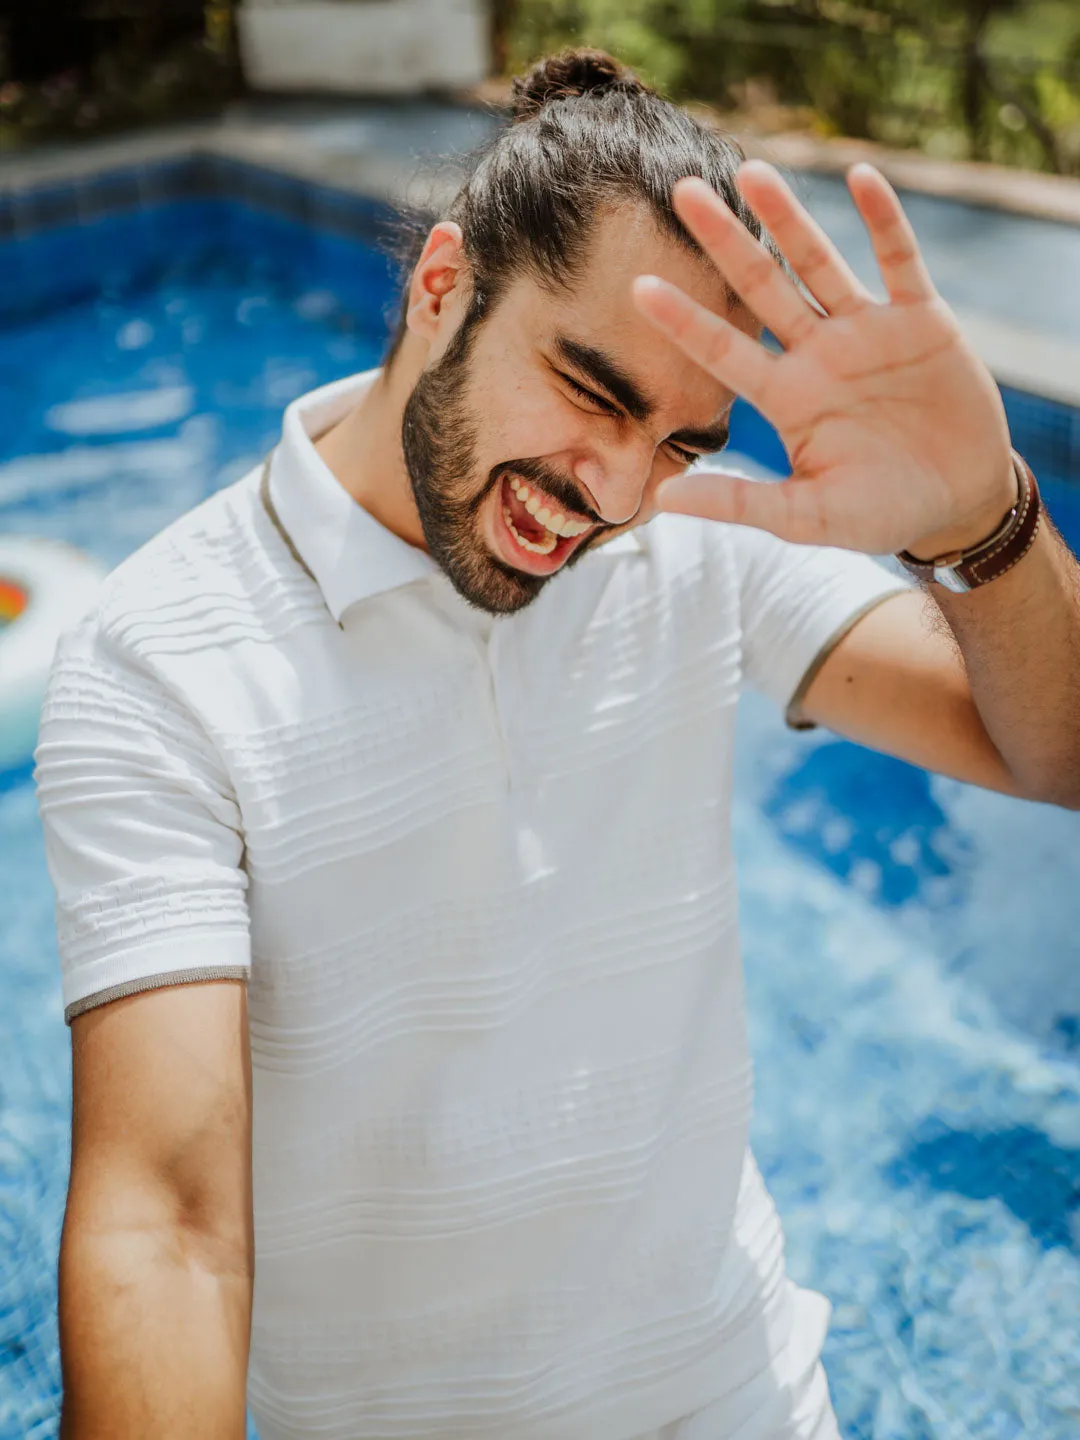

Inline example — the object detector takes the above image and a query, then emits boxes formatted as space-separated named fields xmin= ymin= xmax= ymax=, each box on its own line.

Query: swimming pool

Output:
xmin=1 ymin=170 xmax=1079 ymax=1440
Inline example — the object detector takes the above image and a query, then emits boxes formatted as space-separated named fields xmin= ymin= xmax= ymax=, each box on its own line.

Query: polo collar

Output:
xmin=267 ymin=370 xmax=437 ymax=624
xmin=266 ymin=368 xmax=644 ymax=624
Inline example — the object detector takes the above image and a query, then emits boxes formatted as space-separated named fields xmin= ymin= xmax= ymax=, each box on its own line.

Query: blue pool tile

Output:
xmin=17 ymin=181 xmax=77 ymax=234
xmin=76 ymin=164 xmax=144 ymax=221
xmin=0 ymin=196 xmax=16 ymax=243
xmin=1003 ymin=384 xmax=1080 ymax=481
xmin=0 ymin=235 xmax=28 ymax=315
xmin=305 ymin=181 xmax=391 ymax=246
xmin=214 ymin=157 xmax=309 ymax=225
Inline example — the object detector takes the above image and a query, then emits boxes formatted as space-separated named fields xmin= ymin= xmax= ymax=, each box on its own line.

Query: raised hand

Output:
xmin=631 ymin=162 xmax=1017 ymax=559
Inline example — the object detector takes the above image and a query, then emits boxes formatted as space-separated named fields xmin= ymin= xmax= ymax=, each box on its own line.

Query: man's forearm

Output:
xmin=932 ymin=515 xmax=1080 ymax=807
xmin=58 ymin=1221 xmax=252 ymax=1439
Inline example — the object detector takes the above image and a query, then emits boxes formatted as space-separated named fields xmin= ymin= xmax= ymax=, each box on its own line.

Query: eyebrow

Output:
xmin=554 ymin=334 xmax=730 ymax=454
xmin=554 ymin=336 xmax=653 ymax=423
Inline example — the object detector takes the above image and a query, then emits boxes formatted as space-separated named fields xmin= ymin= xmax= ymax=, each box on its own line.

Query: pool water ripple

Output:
xmin=736 ymin=692 xmax=1080 ymax=1437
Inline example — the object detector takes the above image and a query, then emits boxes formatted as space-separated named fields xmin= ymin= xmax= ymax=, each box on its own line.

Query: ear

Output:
xmin=405 ymin=222 xmax=468 ymax=347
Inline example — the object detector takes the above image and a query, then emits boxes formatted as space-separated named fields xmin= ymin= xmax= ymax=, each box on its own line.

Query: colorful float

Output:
xmin=0 ymin=538 xmax=106 ymax=773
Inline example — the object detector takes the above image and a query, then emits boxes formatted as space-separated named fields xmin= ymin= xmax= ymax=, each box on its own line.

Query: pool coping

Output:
xmin=2 ymin=116 xmax=1079 ymax=413
xmin=740 ymin=131 xmax=1080 ymax=232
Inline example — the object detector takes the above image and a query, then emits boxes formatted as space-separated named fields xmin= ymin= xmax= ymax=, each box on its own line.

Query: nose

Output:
xmin=573 ymin=442 xmax=653 ymax=528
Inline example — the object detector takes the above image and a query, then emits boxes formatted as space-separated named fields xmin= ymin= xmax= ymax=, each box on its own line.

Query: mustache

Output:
xmin=491 ymin=458 xmax=608 ymax=528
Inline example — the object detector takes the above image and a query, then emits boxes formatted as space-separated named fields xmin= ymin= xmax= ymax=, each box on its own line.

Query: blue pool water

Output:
xmin=1 ymin=196 xmax=1080 ymax=1440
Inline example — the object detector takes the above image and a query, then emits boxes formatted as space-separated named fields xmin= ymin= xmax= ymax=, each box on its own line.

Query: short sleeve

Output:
xmin=34 ymin=619 xmax=250 ymax=1026
xmin=729 ymin=524 xmax=913 ymax=728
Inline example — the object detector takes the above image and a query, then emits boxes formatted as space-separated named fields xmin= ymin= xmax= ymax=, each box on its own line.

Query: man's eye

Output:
xmin=667 ymin=445 xmax=699 ymax=466
xmin=562 ymin=374 xmax=616 ymax=414
xmin=560 ymin=373 xmax=699 ymax=466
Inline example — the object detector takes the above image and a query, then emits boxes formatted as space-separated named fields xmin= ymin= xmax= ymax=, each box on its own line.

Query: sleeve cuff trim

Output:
xmin=784 ymin=587 xmax=910 ymax=731
xmin=64 ymin=966 xmax=249 ymax=1025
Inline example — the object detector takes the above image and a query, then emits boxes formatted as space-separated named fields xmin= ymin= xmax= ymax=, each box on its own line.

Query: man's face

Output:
xmin=401 ymin=203 xmax=757 ymax=615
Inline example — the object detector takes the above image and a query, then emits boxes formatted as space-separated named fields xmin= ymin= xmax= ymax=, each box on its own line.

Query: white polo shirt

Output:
xmin=35 ymin=369 xmax=908 ymax=1440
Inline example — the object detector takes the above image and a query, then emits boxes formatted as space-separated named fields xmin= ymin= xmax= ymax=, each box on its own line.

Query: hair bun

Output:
xmin=510 ymin=48 xmax=650 ymax=121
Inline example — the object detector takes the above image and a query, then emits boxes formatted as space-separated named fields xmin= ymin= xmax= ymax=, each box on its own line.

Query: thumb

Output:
xmin=656 ymin=469 xmax=801 ymax=541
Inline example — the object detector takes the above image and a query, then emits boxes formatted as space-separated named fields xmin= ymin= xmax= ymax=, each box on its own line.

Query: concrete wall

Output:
xmin=237 ymin=0 xmax=490 ymax=94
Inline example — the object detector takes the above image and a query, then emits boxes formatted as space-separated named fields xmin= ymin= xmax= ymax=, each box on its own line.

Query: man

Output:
xmin=36 ymin=47 xmax=1080 ymax=1440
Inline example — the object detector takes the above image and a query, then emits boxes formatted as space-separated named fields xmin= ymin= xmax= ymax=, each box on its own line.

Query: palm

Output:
xmin=632 ymin=164 xmax=1014 ymax=555
xmin=761 ymin=299 xmax=1009 ymax=552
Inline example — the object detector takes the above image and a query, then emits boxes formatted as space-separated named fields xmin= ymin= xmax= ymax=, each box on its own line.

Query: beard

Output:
xmin=400 ymin=312 xmax=603 ymax=616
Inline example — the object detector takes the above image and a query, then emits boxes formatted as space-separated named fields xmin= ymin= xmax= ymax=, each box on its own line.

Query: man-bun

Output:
xmin=510 ymin=48 xmax=652 ymax=122
xmin=386 ymin=43 xmax=771 ymax=365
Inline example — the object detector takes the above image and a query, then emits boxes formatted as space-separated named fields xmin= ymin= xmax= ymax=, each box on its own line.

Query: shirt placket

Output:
xmin=483 ymin=623 xmax=513 ymax=792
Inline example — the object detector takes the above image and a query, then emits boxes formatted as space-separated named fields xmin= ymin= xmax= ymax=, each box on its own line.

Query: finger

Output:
xmin=655 ymin=469 xmax=825 ymax=546
xmin=846 ymin=163 xmax=936 ymax=304
xmin=631 ymin=273 xmax=776 ymax=415
xmin=670 ymin=175 xmax=822 ymax=347
xmin=734 ymin=160 xmax=876 ymax=317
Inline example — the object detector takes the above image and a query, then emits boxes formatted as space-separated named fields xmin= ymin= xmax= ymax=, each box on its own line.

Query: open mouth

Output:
xmin=496 ymin=472 xmax=596 ymax=574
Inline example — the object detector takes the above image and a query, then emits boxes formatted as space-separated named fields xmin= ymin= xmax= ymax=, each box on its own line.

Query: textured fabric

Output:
xmin=35 ymin=370 xmax=909 ymax=1439
xmin=634 ymin=1361 xmax=842 ymax=1440
xmin=633 ymin=1265 xmax=842 ymax=1440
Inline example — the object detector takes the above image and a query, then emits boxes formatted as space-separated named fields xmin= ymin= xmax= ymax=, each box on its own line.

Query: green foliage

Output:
xmin=0 ymin=4 xmax=241 ymax=147
xmin=503 ymin=0 xmax=1080 ymax=175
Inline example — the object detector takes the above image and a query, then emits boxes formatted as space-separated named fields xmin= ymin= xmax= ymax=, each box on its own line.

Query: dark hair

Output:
xmin=386 ymin=47 xmax=775 ymax=359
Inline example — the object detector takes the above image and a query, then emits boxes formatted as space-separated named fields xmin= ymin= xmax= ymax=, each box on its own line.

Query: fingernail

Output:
xmin=632 ymin=274 xmax=668 ymax=300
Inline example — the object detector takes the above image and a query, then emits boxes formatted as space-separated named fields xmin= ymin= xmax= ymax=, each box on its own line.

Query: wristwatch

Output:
xmin=896 ymin=449 xmax=1042 ymax=594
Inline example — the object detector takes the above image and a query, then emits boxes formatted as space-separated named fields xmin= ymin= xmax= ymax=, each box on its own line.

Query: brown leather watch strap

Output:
xmin=896 ymin=450 xmax=1042 ymax=593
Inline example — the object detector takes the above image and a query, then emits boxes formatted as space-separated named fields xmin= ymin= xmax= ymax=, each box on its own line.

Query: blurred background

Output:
xmin=0 ymin=0 xmax=1078 ymax=174
xmin=1 ymin=5 xmax=1079 ymax=1440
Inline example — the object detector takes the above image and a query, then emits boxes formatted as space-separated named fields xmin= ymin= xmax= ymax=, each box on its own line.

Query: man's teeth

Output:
xmin=508 ymin=478 xmax=591 ymax=538
xmin=503 ymin=505 xmax=558 ymax=554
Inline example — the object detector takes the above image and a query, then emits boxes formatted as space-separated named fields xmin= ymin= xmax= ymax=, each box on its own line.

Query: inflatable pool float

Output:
xmin=0 ymin=537 xmax=106 ymax=774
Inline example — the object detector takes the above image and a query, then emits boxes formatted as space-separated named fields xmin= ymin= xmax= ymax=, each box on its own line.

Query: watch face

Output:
xmin=933 ymin=564 xmax=973 ymax=594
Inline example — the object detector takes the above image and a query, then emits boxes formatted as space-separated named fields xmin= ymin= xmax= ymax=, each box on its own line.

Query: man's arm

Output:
xmin=59 ymin=979 xmax=253 ymax=1440
xmin=793 ymin=516 xmax=1080 ymax=808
